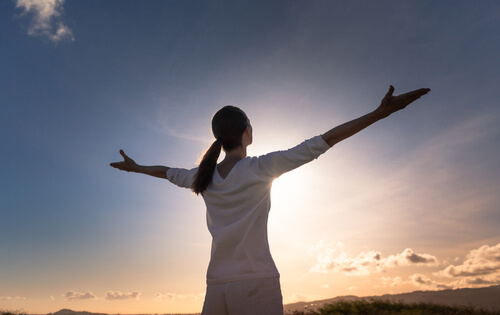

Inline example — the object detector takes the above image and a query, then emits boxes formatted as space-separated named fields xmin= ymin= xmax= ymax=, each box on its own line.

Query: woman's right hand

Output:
xmin=110 ymin=150 xmax=138 ymax=172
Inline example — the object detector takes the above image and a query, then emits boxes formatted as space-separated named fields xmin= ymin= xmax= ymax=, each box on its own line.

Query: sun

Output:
xmin=268 ymin=168 xmax=316 ymax=231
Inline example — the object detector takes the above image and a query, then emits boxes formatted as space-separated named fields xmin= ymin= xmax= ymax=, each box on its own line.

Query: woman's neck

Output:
xmin=217 ymin=146 xmax=247 ymax=179
xmin=224 ymin=145 xmax=247 ymax=160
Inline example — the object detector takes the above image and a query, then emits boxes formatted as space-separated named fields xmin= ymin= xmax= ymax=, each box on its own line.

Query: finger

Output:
xmin=403 ymin=88 xmax=431 ymax=98
xmin=385 ymin=85 xmax=395 ymax=98
xmin=119 ymin=149 xmax=129 ymax=160
xmin=382 ymin=85 xmax=394 ymax=103
xmin=381 ymin=85 xmax=395 ymax=105
xmin=110 ymin=162 xmax=128 ymax=171
xmin=400 ymin=89 xmax=430 ymax=103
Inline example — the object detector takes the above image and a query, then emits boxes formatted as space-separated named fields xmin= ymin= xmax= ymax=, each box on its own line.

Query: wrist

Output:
xmin=372 ymin=108 xmax=390 ymax=120
xmin=130 ymin=164 xmax=142 ymax=173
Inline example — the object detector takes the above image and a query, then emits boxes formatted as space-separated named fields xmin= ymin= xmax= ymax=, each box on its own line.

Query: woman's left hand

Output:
xmin=376 ymin=85 xmax=431 ymax=118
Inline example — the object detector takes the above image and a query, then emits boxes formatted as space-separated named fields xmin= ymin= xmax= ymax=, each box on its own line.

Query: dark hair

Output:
xmin=191 ymin=106 xmax=249 ymax=195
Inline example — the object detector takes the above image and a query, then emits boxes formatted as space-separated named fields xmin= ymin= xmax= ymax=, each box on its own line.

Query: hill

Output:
xmin=45 ymin=310 xmax=197 ymax=315
xmin=284 ymin=285 xmax=500 ymax=314
xmin=47 ymin=309 xmax=108 ymax=315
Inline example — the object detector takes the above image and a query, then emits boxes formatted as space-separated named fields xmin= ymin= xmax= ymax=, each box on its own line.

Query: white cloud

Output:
xmin=380 ymin=276 xmax=404 ymax=288
xmin=154 ymin=292 xmax=176 ymax=301
xmin=15 ymin=0 xmax=74 ymax=42
xmin=153 ymin=292 xmax=202 ymax=302
xmin=386 ymin=248 xmax=439 ymax=267
xmin=309 ymin=241 xmax=438 ymax=275
xmin=435 ymin=243 xmax=500 ymax=289
xmin=0 ymin=296 xmax=26 ymax=300
xmin=440 ymin=243 xmax=500 ymax=278
xmin=105 ymin=290 xmax=141 ymax=301
xmin=64 ymin=290 xmax=96 ymax=300
xmin=403 ymin=243 xmax=500 ymax=291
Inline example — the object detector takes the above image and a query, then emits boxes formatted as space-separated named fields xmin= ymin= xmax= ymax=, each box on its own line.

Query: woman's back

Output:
xmin=167 ymin=135 xmax=331 ymax=284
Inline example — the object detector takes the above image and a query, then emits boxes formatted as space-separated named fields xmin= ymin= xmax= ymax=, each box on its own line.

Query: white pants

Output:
xmin=201 ymin=277 xmax=283 ymax=315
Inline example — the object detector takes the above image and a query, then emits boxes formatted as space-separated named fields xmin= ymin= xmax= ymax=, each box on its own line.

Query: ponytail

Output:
xmin=192 ymin=105 xmax=249 ymax=195
xmin=192 ymin=139 xmax=222 ymax=195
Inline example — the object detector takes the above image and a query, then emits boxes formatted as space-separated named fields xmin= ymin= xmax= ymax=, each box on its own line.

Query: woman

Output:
xmin=110 ymin=85 xmax=430 ymax=315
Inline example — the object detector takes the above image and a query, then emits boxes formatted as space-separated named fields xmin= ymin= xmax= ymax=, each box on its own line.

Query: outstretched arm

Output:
xmin=110 ymin=150 xmax=169 ymax=179
xmin=322 ymin=85 xmax=430 ymax=147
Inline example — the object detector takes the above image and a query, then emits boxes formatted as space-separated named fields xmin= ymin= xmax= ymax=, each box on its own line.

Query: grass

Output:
xmin=289 ymin=299 xmax=500 ymax=315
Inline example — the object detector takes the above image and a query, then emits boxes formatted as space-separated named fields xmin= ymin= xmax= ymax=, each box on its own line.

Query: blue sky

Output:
xmin=1 ymin=0 xmax=500 ymax=313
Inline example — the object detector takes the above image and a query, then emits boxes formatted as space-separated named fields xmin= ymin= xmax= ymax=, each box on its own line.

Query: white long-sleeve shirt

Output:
xmin=167 ymin=135 xmax=331 ymax=284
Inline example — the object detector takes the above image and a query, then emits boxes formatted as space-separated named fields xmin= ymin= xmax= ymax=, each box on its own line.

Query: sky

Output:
xmin=1 ymin=0 xmax=500 ymax=314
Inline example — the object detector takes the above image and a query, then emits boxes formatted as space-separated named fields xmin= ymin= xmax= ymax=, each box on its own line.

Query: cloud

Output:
xmin=402 ymin=243 xmax=500 ymax=291
xmin=0 ymin=296 xmax=26 ymax=300
xmin=440 ymin=243 xmax=500 ymax=278
xmin=386 ymin=248 xmax=439 ymax=267
xmin=15 ymin=0 xmax=74 ymax=42
xmin=380 ymin=276 xmax=404 ymax=288
xmin=64 ymin=290 xmax=96 ymax=300
xmin=309 ymin=241 xmax=438 ymax=275
xmin=433 ymin=243 xmax=500 ymax=289
xmin=153 ymin=292 xmax=203 ymax=302
xmin=410 ymin=273 xmax=452 ymax=290
xmin=105 ymin=290 xmax=141 ymax=301
xmin=154 ymin=292 xmax=176 ymax=301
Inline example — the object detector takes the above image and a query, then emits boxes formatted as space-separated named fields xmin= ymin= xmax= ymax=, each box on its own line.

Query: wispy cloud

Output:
xmin=105 ymin=290 xmax=141 ymax=300
xmin=64 ymin=290 xmax=96 ymax=300
xmin=309 ymin=241 xmax=438 ymax=275
xmin=153 ymin=292 xmax=203 ymax=302
xmin=380 ymin=276 xmax=404 ymax=288
xmin=409 ymin=273 xmax=452 ymax=290
xmin=15 ymin=0 xmax=74 ymax=42
xmin=0 ymin=296 xmax=26 ymax=300
xmin=376 ymin=274 xmax=451 ymax=291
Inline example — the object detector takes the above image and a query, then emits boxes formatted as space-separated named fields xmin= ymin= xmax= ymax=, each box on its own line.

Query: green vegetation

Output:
xmin=290 ymin=299 xmax=500 ymax=315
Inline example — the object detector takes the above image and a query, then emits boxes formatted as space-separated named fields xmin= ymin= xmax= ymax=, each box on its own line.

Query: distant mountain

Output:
xmin=283 ymin=285 xmax=500 ymax=314
xmin=46 ymin=309 xmax=199 ymax=315
xmin=47 ymin=309 xmax=108 ymax=315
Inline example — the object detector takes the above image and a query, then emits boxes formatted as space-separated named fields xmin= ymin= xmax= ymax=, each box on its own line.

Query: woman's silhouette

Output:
xmin=111 ymin=85 xmax=430 ymax=315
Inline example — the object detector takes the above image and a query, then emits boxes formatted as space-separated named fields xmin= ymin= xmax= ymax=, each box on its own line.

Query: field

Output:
xmin=287 ymin=299 xmax=500 ymax=315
